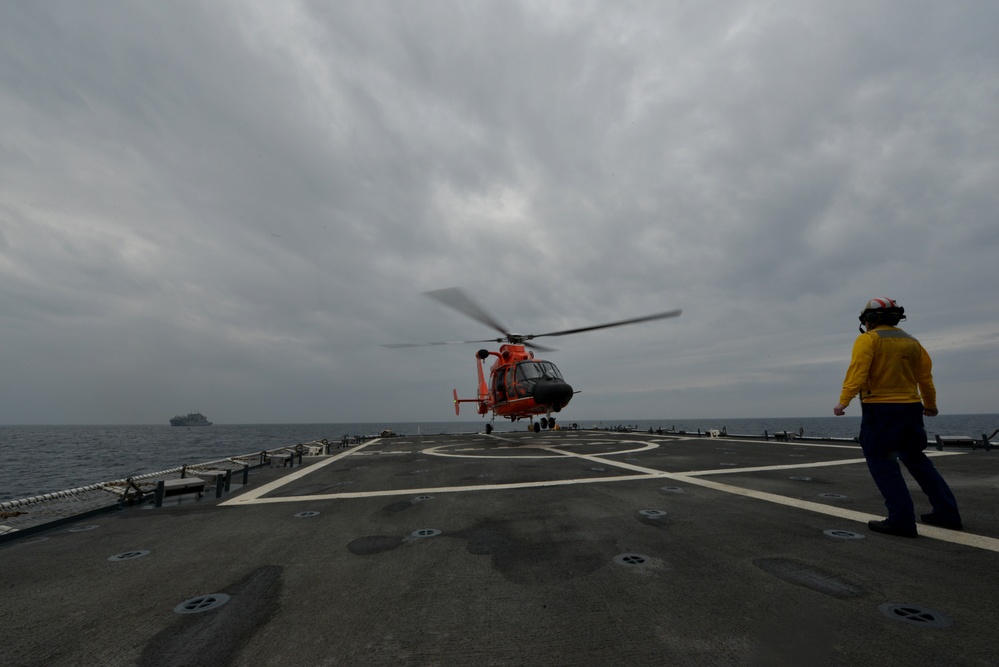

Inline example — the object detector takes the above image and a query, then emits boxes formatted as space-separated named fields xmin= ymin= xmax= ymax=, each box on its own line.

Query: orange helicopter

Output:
xmin=385 ymin=288 xmax=682 ymax=433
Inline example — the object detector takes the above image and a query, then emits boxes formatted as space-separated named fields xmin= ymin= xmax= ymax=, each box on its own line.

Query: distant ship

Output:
xmin=169 ymin=412 xmax=213 ymax=426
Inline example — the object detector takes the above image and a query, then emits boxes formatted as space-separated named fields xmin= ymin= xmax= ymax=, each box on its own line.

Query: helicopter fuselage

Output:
xmin=454 ymin=344 xmax=574 ymax=429
xmin=389 ymin=287 xmax=680 ymax=433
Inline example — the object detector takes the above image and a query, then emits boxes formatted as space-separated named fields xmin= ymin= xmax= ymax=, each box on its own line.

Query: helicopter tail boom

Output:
xmin=453 ymin=388 xmax=489 ymax=416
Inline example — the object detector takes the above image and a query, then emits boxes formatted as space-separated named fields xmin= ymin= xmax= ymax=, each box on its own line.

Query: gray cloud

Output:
xmin=1 ymin=1 xmax=997 ymax=424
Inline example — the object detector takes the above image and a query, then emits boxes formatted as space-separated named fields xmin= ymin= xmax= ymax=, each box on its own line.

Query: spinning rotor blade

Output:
xmin=382 ymin=337 xmax=557 ymax=352
xmin=423 ymin=288 xmax=558 ymax=351
xmin=423 ymin=287 xmax=510 ymax=337
xmin=381 ymin=338 xmax=501 ymax=349
xmin=530 ymin=308 xmax=683 ymax=340
xmin=382 ymin=287 xmax=678 ymax=351
xmin=381 ymin=288 xmax=518 ymax=349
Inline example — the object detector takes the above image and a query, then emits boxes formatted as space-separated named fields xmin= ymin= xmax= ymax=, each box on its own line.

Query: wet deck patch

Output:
xmin=347 ymin=535 xmax=404 ymax=555
xmin=754 ymin=557 xmax=866 ymax=599
xmin=451 ymin=518 xmax=612 ymax=584
xmin=138 ymin=565 xmax=282 ymax=667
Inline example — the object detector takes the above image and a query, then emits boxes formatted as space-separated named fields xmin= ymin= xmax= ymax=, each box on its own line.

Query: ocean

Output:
xmin=2 ymin=414 xmax=997 ymax=503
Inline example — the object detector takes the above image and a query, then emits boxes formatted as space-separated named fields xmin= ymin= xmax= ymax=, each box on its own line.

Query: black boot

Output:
xmin=868 ymin=519 xmax=918 ymax=538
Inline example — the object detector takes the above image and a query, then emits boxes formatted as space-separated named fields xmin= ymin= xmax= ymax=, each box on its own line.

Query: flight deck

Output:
xmin=2 ymin=429 xmax=997 ymax=666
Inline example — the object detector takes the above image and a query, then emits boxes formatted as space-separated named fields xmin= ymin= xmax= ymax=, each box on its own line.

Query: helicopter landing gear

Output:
xmin=485 ymin=423 xmax=493 ymax=434
xmin=534 ymin=416 xmax=556 ymax=431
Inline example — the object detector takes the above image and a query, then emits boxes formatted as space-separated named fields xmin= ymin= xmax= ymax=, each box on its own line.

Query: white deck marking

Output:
xmin=540 ymin=445 xmax=999 ymax=551
xmin=220 ymin=440 xmax=380 ymax=506
xmin=661 ymin=468 xmax=999 ymax=553
xmin=422 ymin=440 xmax=659 ymax=460
xmin=684 ymin=450 xmax=963 ymax=477
xmin=653 ymin=436 xmax=859 ymax=450
xmin=225 ymin=474 xmax=667 ymax=504
xmin=220 ymin=435 xmax=998 ymax=553
xmin=543 ymin=443 xmax=664 ymax=474
xmin=715 ymin=438 xmax=861 ymax=451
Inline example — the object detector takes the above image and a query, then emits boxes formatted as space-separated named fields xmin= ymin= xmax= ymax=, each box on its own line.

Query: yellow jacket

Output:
xmin=838 ymin=326 xmax=936 ymax=410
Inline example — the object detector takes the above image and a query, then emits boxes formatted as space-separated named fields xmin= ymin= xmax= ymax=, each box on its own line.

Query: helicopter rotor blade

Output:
xmin=384 ymin=287 xmax=680 ymax=351
xmin=529 ymin=308 xmax=682 ymax=340
xmin=423 ymin=288 xmax=511 ymax=338
xmin=381 ymin=337 xmax=502 ymax=349
xmin=381 ymin=338 xmax=559 ymax=352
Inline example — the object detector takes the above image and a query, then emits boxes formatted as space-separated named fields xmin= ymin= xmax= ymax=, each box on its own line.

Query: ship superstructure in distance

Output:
xmin=169 ymin=412 xmax=212 ymax=426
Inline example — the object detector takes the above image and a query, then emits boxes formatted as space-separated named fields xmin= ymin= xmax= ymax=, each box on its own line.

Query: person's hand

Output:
xmin=833 ymin=403 xmax=847 ymax=416
xmin=924 ymin=407 xmax=939 ymax=417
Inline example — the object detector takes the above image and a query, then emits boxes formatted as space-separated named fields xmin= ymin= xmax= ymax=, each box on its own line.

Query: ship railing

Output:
xmin=0 ymin=443 xmax=321 ymax=518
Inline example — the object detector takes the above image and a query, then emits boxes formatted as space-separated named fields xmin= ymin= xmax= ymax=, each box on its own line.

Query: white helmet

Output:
xmin=858 ymin=297 xmax=905 ymax=332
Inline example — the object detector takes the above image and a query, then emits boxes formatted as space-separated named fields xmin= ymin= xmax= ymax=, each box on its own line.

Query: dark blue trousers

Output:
xmin=859 ymin=403 xmax=961 ymax=527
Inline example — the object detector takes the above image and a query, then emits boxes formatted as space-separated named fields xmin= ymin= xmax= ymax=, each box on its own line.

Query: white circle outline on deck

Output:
xmin=422 ymin=440 xmax=659 ymax=460
xmin=218 ymin=436 xmax=999 ymax=555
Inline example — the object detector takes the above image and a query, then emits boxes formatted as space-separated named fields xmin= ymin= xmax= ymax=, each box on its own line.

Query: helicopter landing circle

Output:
xmin=422 ymin=438 xmax=660 ymax=460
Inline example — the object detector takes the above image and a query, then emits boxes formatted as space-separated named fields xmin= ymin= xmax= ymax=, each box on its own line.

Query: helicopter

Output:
xmin=384 ymin=288 xmax=682 ymax=433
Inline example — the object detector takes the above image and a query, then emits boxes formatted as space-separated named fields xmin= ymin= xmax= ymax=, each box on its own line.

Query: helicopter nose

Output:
xmin=533 ymin=380 xmax=574 ymax=409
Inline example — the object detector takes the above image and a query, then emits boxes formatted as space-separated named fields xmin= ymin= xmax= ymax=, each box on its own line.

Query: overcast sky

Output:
xmin=1 ymin=2 xmax=997 ymax=425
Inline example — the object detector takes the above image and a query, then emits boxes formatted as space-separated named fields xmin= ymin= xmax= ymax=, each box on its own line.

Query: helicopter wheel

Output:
xmin=485 ymin=423 xmax=493 ymax=434
xmin=549 ymin=416 xmax=556 ymax=429
xmin=540 ymin=417 xmax=549 ymax=430
xmin=532 ymin=422 xmax=541 ymax=433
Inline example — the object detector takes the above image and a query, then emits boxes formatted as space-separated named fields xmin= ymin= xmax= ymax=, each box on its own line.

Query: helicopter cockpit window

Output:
xmin=515 ymin=361 xmax=563 ymax=382
xmin=515 ymin=363 xmax=540 ymax=381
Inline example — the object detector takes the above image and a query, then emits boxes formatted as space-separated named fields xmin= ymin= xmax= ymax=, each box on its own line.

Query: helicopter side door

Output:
xmin=491 ymin=368 xmax=507 ymax=402
xmin=506 ymin=366 xmax=523 ymax=399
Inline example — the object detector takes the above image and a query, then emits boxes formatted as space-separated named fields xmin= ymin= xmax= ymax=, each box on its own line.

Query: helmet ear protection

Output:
xmin=858 ymin=297 xmax=905 ymax=333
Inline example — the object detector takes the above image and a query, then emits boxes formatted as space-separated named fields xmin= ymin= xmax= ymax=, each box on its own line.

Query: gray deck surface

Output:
xmin=2 ymin=429 xmax=997 ymax=666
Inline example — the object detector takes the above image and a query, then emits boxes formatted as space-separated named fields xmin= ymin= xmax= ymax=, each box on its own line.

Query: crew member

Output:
xmin=834 ymin=298 xmax=962 ymax=537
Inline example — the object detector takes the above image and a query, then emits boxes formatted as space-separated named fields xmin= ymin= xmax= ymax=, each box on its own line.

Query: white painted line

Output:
xmin=712 ymin=438 xmax=860 ymax=451
xmin=544 ymin=445 xmax=664 ymax=475
xmin=665 ymin=470 xmax=999 ymax=553
xmin=685 ymin=457 xmax=870 ymax=476
xmin=775 ymin=441 xmax=859 ymax=450
xmin=226 ymin=473 xmax=669 ymax=505
xmin=422 ymin=446 xmax=561 ymax=459
xmin=422 ymin=440 xmax=659 ymax=461
xmin=481 ymin=433 xmax=520 ymax=444
xmin=684 ymin=450 xmax=963 ymax=477
xmin=220 ymin=440 xmax=380 ymax=506
xmin=222 ymin=436 xmax=998 ymax=553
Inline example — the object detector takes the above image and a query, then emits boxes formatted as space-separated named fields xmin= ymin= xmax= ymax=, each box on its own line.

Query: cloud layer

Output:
xmin=2 ymin=2 xmax=997 ymax=424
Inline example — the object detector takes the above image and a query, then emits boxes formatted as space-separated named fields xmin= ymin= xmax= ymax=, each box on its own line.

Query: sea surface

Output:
xmin=2 ymin=414 xmax=997 ymax=503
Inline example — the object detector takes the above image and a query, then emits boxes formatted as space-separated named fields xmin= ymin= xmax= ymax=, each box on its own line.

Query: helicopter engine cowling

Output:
xmin=531 ymin=378 xmax=574 ymax=410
